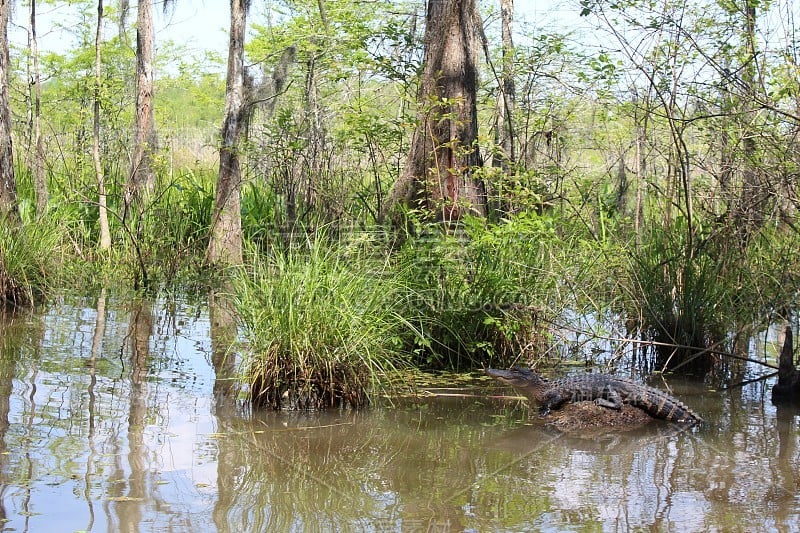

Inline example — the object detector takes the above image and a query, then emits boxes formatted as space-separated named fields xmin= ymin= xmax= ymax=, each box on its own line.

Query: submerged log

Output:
xmin=771 ymin=326 xmax=800 ymax=403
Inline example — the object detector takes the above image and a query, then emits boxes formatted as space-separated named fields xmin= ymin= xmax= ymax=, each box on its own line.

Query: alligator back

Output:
xmin=486 ymin=368 xmax=703 ymax=425
xmin=551 ymin=374 xmax=702 ymax=425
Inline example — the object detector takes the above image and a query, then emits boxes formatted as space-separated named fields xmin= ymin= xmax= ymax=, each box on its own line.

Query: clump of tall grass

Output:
xmin=233 ymin=235 xmax=409 ymax=409
xmin=136 ymin=168 xmax=215 ymax=280
xmin=0 ymin=215 xmax=64 ymax=307
xmin=394 ymin=214 xmax=558 ymax=370
xmin=623 ymin=217 xmax=756 ymax=371
xmin=159 ymin=168 xmax=216 ymax=252
xmin=241 ymin=183 xmax=278 ymax=250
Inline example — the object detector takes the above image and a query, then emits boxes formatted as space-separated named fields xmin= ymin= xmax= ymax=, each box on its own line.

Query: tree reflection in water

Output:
xmin=0 ymin=294 xmax=796 ymax=531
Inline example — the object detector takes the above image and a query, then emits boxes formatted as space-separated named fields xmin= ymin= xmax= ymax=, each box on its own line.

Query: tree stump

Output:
xmin=771 ymin=326 xmax=800 ymax=403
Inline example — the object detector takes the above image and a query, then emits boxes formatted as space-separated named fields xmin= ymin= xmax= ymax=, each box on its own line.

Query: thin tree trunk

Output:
xmin=304 ymin=54 xmax=323 ymax=223
xmin=615 ymin=155 xmax=628 ymax=215
xmin=484 ymin=0 xmax=514 ymax=218
xmin=737 ymin=1 xmax=761 ymax=234
xmin=495 ymin=0 xmax=515 ymax=167
xmin=206 ymin=0 xmax=247 ymax=266
xmin=634 ymin=118 xmax=646 ymax=246
xmin=126 ymin=0 xmax=156 ymax=219
xmin=385 ymin=0 xmax=485 ymax=225
xmin=29 ymin=0 xmax=47 ymax=217
xmin=0 ymin=0 xmax=18 ymax=220
xmin=94 ymin=0 xmax=111 ymax=250
xmin=303 ymin=0 xmax=327 ymax=226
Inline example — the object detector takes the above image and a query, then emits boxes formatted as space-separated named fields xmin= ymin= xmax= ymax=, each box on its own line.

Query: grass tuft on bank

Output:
xmin=0 ymin=216 xmax=64 ymax=307
xmin=234 ymin=235 xmax=410 ymax=409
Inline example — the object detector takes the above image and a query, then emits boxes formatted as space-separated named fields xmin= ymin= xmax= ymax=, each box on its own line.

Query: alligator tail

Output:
xmin=631 ymin=391 xmax=703 ymax=425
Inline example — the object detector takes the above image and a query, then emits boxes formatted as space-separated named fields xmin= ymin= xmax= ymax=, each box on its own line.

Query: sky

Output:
xmin=8 ymin=1 xmax=589 ymax=63
xmin=147 ymin=1 xmax=583 ymax=57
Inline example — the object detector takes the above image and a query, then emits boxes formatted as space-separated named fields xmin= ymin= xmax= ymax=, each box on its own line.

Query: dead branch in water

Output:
xmin=549 ymin=320 xmax=779 ymax=371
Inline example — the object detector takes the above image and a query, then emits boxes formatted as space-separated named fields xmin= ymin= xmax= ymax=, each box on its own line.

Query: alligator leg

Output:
xmin=541 ymin=391 xmax=570 ymax=417
xmin=594 ymin=387 xmax=623 ymax=410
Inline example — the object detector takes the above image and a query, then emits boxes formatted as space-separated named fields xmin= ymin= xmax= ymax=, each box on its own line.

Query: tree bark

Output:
xmin=94 ymin=0 xmax=111 ymax=250
xmin=125 ymin=0 xmax=157 ymax=219
xmin=0 ymin=0 xmax=19 ymax=220
xmin=304 ymin=53 xmax=324 ymax=224
xmin=29 ymin=0 xmax=47 ymax=217
xmin=720 ymin=1 xmax=763 ymax=240
xmin=736 ymin=1 xmax=762 ymax=235
xmin=205 ymin=0 xmax=247 ymax=266
xmin=772 ymin=325 xmax=800 ymax=403
xmin=385 ymin=0 xmax=485 ymax=225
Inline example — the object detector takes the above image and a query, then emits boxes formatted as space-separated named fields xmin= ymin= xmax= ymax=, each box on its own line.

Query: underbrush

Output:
xmin=617 ymin=216 xmax=800 ymax=372
xmin=232 ymin=213 xmax=568 ymax=409
xmin=0 ymin=214 xmax=66 ymax=307
xmin=234 ymin=235 xmax=410 ymax=409
xmin=393 ymin=214 xmax=559 ymax=370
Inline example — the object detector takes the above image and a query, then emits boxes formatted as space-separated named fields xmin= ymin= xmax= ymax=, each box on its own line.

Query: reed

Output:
xmin=624 ymin=218 xmax=748 ymax=371
xmin=0 ymin=215 xmax=64 ymax=307
xmin=234 ymin=233 xmax=409 ymax=409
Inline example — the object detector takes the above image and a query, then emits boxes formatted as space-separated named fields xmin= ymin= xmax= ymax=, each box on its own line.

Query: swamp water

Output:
xmin=0 ymin=292 xmax=798 ymax=532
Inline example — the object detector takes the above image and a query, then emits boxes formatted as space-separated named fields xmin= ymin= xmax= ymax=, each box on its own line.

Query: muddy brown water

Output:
xmin=0 ymin=292 xmax=798 ymax=532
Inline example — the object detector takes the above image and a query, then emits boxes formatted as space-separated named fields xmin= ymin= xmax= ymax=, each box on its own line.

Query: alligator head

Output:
xmin=485 ymin=367 xmax=547 ymax=388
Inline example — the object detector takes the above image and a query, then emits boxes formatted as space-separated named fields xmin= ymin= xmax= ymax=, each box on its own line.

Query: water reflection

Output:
xmin=209 ymin=288 xmax=243 ymax=533
xmin=0 ymin=310 xmax=20 ymax=526
xmin=0 ymin=294 xmax=798 ymax=531
xmin=84 ymin=288 xmax=104 ymax=530
xmin=106 ymin=297 xmax=152 ymax=531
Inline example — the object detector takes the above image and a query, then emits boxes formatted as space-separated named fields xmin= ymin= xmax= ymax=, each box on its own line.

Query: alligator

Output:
xmin=485 ymin=367 xmax=703 ymax=425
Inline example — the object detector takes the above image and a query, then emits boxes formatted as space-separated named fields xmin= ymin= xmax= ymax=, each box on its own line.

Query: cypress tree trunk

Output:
xmin=125 ymin=0 xmax=157 ymax=218
xmin=0 ymin=0 xmax=18 ymax=220
xmin=385 ymin=0 xmax=485 ymax=225
xmin=772 ymin=326 xmax=800 ymax=403
xmin=206 ymin=0 xmax=248 ymax=266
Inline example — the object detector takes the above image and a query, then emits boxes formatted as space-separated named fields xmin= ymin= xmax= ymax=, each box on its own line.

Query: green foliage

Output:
xmin=241 ymin=181 xmax=279 ymax=248
xmin=3 ymin=0 xmax=800 ymax=388
xmin=0 ymin=217 xmax=65 ymax=307
xmin=69 ymin=167 xmax=216 ymax=289
xmin=248 ymin=0 xmax=400 ymax=76
xmin=394 ymin=214 xmax=560 ymax=370
xmin=242 ymin=0 xmax=415 ymax=229
xmin=616 ymin=214 xmax=800 ymax=371
xmin=234 ymin=234 xmax=410 ymax=409
xmin=155 ymin=51 xmax=226 ymax=169
xmin=158 ymin=169 xmax=215 ymax=250
xmin=155 ymin=49 xmax=225 ymax=131
xmin=129 ymin=169 xmax=216 ymax=281
xmin=32 ymin=32 xmax=134 ymax=143
xmin=627 ymin=220 xmax=731 ymax=353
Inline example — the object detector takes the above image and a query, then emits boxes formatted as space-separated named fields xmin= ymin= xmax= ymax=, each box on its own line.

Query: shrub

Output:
xmin=394 ymin=214 xmax=557 ymax=370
